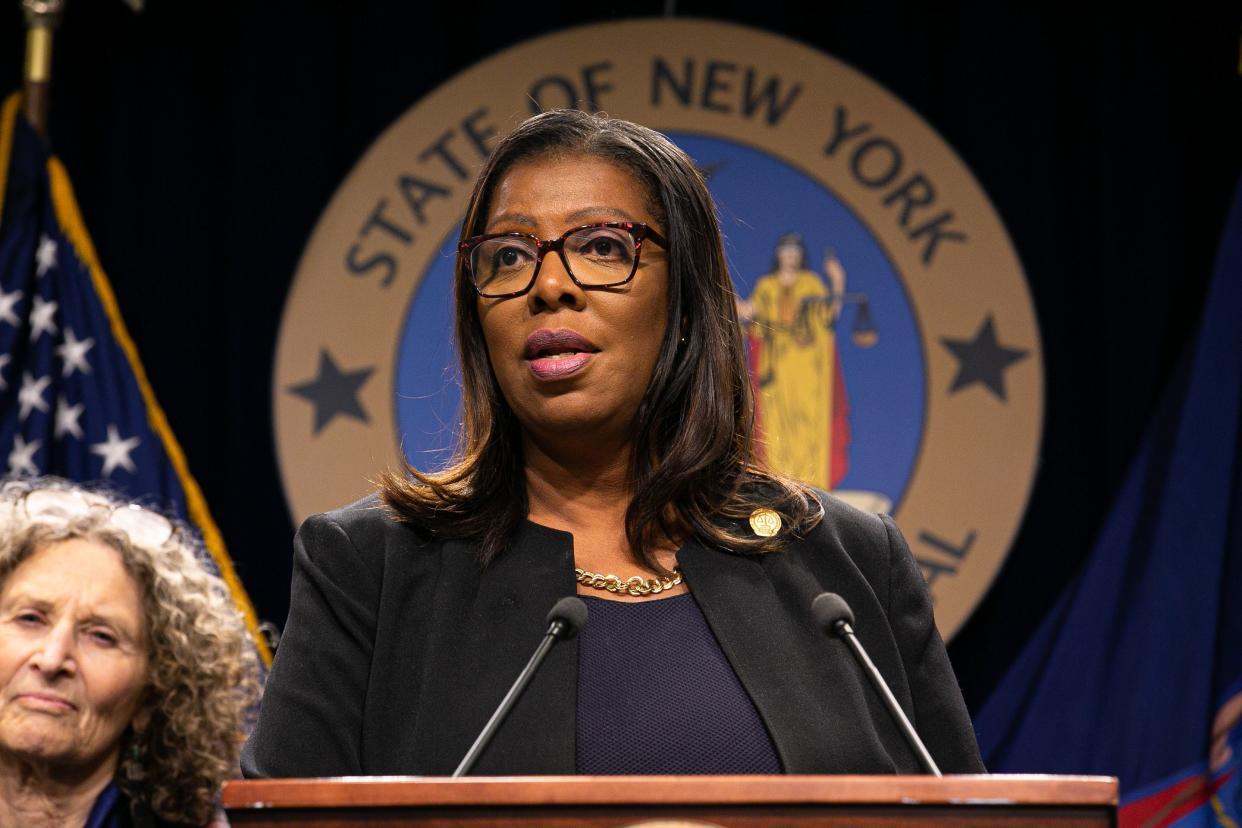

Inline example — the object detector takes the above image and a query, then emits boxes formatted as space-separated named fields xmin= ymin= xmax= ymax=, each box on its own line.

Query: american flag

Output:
xmin=0 ymin=92 xmax=270 ymax=666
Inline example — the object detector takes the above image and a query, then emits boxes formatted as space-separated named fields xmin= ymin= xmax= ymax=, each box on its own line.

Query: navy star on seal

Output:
xmin=287 ymin=349 xmax=375 ymax=435
xmin=940 ymin=315 xmax=1029 ymax=402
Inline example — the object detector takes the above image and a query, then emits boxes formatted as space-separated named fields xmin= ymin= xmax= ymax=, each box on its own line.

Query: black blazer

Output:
xmin=242 ymin=493 xmax=984 ymax=777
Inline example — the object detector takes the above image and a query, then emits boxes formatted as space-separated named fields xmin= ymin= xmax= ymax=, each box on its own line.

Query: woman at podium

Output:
xmin=243 ymin=110 xmax=984 ymax=778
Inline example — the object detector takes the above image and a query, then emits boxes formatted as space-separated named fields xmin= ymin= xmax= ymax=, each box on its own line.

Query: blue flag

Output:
xmin=0 ymin=92 xmax=271 ymax=667
xmin=974 ymin=178 xmax=1242 ymax=826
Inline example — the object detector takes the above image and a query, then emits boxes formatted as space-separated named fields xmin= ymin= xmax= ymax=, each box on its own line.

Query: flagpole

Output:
xmin=21 ymin=0 xmax=64 ymax=137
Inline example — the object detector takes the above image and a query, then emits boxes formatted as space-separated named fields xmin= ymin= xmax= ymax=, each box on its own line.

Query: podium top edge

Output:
xmin=223 ymin=774 xmax=1120 ymax=809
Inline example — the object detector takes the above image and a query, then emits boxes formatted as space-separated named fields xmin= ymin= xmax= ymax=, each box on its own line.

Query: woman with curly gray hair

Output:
xmin=0 ymin=478 xmax=259 ymax=827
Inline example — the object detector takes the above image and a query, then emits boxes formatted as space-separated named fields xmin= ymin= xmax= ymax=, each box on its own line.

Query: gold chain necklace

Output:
xmin=574 ymin=566 xmax=684 ymax=597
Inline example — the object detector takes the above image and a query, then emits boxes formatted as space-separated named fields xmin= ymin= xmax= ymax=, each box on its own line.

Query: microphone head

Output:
xmin=811 ymin=592 xmax=855 ymax=633
xmin=547 ymin=596 xmax=588 ymax=639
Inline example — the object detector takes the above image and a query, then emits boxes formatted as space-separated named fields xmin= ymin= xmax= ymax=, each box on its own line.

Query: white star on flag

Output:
xmin=17 ymin=372 xmax=51 ymax=421
xmin=35 ymin=234 xmax=58 ymax=277
xmin=7 ymin=435 xmax=41 ymax=476
xmin=90 ymin=424 xmax=141 ymax=477
xmin=0 ymin=286 xmax=20 ymax=327
xmin=54 ymin=396 xmax=85 ymax=440
xmin=56 ymin=328 xmax=95 ymax=377
xmin=29 ymin=295 xmax=58 ymax=341
xmin=0 ymin=354 xmax=9 ymax=391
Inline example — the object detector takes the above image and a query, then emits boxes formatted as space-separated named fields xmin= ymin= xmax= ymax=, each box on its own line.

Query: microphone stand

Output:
xmin=452 ymin=605 xmax=583 ymax=777
xmin=835 ymin=616 xmax=942 ymax=776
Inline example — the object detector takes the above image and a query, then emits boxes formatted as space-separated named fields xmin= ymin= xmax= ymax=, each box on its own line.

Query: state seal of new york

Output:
xmin=272 ymin=19 xmax=1044 ymax=639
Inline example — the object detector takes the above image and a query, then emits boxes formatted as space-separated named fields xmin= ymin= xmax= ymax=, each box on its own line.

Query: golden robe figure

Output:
xmin=740 ymin=235 xmax=850 ymax=491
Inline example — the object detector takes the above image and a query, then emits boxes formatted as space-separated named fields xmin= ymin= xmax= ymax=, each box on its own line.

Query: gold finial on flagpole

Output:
xmin=21 ymin=0 xmax=66 ymax=137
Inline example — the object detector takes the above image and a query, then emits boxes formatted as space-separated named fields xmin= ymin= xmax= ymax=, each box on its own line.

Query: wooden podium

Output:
xmin=223 ymin=774 xmax=1117 ymax=827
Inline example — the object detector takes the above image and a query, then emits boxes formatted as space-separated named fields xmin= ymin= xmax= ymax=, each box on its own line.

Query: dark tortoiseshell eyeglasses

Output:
xmin=459 ymin=221 xmax=668 ymax=299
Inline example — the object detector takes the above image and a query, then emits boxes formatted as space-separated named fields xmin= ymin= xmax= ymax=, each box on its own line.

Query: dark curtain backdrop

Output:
xmin=1 ymin=2 xmax=1239 ymax=711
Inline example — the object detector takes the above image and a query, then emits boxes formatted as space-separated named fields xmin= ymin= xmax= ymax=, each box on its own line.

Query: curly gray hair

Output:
xmin=0 ymin=477 xmax=260 ymax=825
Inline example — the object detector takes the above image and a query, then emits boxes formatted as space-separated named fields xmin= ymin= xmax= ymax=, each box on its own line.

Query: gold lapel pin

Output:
xmin=749 ymin=507 xmax=782 ymax=538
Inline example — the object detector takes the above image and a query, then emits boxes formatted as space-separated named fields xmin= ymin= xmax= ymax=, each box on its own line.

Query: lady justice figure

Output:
xmin=739 ymin=234 xmax=851 ymax=493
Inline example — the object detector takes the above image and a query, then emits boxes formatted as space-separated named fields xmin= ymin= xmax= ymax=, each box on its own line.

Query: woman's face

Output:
xmin=476 ymin=153 xmax=669 ymax=445
xmin=0 ymin=539 xmax=149 ymax=773
xmin=776 ymin=244 xmax=802 ymax=270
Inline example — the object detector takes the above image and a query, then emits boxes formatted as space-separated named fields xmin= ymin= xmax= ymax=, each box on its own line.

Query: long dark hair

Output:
xmin=380 ymin=110 xmax=822 ymax=569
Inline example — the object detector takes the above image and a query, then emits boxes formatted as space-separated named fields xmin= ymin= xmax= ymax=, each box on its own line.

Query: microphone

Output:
xmin=451 ymin=596 xmax=587 ymax=777
xmin=811 ymin=592 xmax=942 ymax=776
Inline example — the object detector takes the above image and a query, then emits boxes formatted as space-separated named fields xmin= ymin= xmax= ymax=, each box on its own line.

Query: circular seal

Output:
xmin=273 ymin=19 xmax=1043 ymax=640
xmin=749 ymin=508 xmax=783 ymax=538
